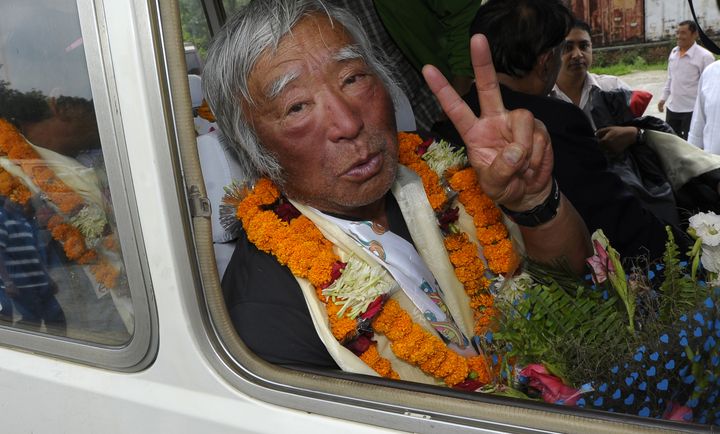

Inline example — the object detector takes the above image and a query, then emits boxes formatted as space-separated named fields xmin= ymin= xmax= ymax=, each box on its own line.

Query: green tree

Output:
xmin=179 ymin=0 xmax=211 ymax=60
xmin=222 ymin=0 xmax=251 ymax=15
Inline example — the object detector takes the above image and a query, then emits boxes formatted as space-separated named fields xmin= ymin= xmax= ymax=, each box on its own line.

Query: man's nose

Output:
xmin=325 ymin=90 xmax=364 ymax=142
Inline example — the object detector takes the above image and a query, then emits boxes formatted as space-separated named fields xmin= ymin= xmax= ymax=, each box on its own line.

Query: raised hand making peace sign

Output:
xmin=424 ymin=34 xmax=590 ymax=272
xmin=422 ymin=34 xmax=554 ymax=213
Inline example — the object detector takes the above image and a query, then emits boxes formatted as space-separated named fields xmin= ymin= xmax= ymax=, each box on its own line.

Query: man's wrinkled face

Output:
xmin=561 ymin=28 xmax=593 ymax=76
xmin=246 ymin=14 xmax=398 ymax=216
xmin=676 ymin=24 xmax=697 ymax=50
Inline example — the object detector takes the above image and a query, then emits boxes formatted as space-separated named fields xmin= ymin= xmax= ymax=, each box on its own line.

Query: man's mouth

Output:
xmin=342 ymin=152 xmax=384 ymax=181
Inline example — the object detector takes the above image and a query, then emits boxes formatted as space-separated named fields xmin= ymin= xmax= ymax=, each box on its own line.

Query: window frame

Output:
xmin=165 ymin=0 xmax=711 ymax=432
xmin=0 ymin=0 xmax=158 ymax=371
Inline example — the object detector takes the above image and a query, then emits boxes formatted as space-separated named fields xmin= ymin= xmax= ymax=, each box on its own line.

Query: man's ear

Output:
xmin=536 ymin=51 xmax=554 ymax=80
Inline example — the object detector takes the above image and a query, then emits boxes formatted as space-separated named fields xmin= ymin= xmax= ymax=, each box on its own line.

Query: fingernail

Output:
xmin=503 ymin=144 xmax=524 ymax=165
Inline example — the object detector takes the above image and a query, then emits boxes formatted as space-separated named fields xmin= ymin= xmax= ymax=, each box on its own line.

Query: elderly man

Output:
xmin=435 ymin=0 xmax=691 ymax=262
xmin=203 ymin=0 xmax=589 ymax=382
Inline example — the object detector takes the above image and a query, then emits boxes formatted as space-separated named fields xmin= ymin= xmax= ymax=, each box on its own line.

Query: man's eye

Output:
xmin=344 ymin=73 xmax=367 ymax=85
xmin=286 ymin=102 xmax=306 ymax=115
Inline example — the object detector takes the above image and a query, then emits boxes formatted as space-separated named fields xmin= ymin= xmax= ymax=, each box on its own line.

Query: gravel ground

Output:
xmin=615 ymin=69 xmax=668 ymax=119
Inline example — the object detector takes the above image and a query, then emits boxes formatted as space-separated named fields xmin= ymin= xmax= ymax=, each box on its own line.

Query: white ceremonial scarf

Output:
xmin=645 ymin=130 xmax=720 ymax=189
xmin=312 ymin=209 xmax=473 ymax=353
xmin=289 ymin=166 xmax=484 ymax=382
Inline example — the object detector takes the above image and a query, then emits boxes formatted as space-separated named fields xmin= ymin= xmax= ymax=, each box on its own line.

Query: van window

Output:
xmin=179 ymin=0 xmax=213 ymax=69
xmin=0 ymin=0 xmax=132 ymax=345
xmin=221 ymin=0 xmax=251 ymax=17
xmin=185 ymin=1 xmax=719 ymax=431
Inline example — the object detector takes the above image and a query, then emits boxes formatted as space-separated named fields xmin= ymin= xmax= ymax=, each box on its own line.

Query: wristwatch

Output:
xmin=499 ymin=178 xmax=561 ymax=227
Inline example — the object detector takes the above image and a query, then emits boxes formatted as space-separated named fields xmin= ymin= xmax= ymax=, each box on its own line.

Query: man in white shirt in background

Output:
xmin=657 ymin=20 xmax=715 ymax=140
xmin=689 ymin=59 xmax=720 ymax=154
xmin=552 ymin=20 xmax=639 ymax=154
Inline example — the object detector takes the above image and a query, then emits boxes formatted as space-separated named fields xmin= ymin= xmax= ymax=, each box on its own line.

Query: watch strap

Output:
xmin=498 ymin=178 xmax=560 ymax=227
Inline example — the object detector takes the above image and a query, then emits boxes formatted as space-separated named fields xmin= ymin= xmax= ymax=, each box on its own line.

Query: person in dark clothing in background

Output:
xmin=432 ymin=0 xmax=691 ymax=261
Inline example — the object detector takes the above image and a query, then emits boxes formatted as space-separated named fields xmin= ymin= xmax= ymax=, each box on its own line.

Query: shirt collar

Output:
xmin=675 ymin=42 xmax=699 ymax=57
xmin=551 ymin=72 xmax=596 ymax=97
xmin=585 ymin=72 xmax=602 ymax=90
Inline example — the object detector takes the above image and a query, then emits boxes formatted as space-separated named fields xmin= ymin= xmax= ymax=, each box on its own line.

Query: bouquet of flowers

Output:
xmin=491 ymin=213 xmax=720 ymax=425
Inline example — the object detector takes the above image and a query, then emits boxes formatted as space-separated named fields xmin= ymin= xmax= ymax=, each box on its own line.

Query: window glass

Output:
xmin=179 ymin=0 xmax=213 ymax=73
xmin=199 ymin=1 xmax=718 ymax=430
xmin=0 ymin=0 xmax=132 ymax=345
xmin=221 ymin=0 xmax=251 ymax=18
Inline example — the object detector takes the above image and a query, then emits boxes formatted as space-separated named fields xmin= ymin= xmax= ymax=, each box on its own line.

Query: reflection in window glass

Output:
xmin=179 ymin=0 xmax=212 ymax=73
xmin=0 ymin=1 xmax=132 ymax=345
xmin=221 ymin=0 xmax=252 ymax=16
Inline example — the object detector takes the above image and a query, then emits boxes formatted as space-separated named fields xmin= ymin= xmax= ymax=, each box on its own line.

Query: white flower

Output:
xmin=422 ymin=139 xmax=467 ymax=176
xmin=689 ymin=211 xmax=720 ymax=247
xmin=494 ymin=272 xmax=531 ymax=304
xmin=701 ymin=245 xmax=720 ymax=274
xmin=69 ymin=205 xmax=108 ymax=246
xmin=322 ymin=255 xmax=395 ymax=319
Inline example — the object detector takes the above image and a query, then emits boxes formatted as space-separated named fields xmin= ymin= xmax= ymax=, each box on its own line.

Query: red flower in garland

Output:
xmin=360 ymin=295 xmax=385 ymax=320
xmin=416 ymin=137 xmax=434 ymax=157
xmin=275 ymin=199 xmax=301 ymax=222
xmin=438 ymin=206 xmax=460 ymax=233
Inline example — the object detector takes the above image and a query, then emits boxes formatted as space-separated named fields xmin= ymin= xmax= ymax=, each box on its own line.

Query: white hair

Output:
xmin=202 ymin=0 xmax=397 ymax=183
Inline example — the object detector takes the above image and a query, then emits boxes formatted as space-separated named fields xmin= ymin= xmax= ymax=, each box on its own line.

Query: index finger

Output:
xmin=422 ymin=64 xmax=480 ymax=138
xmin=471 ymin=34 xmax=505 ymax=119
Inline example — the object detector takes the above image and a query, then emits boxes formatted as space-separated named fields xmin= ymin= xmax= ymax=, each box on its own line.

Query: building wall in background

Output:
xmin=644 ymin=0 xmax=719 ymax=41
xmin=570 ymin=0 xmax=720 ymax=46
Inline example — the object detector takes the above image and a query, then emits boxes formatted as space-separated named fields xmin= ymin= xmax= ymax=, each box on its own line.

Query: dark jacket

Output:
xmin=433 ymin=84 xmax=690 ymax=261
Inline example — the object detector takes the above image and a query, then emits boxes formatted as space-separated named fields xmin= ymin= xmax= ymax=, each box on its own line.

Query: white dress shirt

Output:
xmin=688 ymin=60 xmax=720 ymax=154
xmin=661 ymin=42 xmax=715 ymax=113
xmin=552 ymin=73 xmax=631 ymax=129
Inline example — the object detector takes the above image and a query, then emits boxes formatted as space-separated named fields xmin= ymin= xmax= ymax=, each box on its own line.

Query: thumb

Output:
xmin=480 ymin=143 xmax=526 ymax=200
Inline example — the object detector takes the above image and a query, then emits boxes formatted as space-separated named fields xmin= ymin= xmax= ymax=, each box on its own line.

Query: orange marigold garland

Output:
xmin=444 ymin=233 xmax=494 ymax=336
xmin=0 ymin=120 xmax=84 ymax=215
xmin=397 ymin=132 xmax=517 ymax=337
xmin=397 ymin=132 xmax=447 ymax=211
xmin=372 ymin=298 xmax=468 ymax=386
xmin=197 ymin=99 xmax=216 ymax=122
xmin=232 ymin=132 xmax=516 ymax=388
xmin=358 ymin=342 xmax=400 ymax=379
xmin=0 ymin=118 xmax=121 ymax=289
xmin=232 ymin=178 xmax=397 ymax=376
xmin=235 ymin=178 xmax=490 ymax=385
xmin=448 ymin=168 xmax=518 ymax=275
xmin=0 ymin=168 xmax=32 ymax=205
